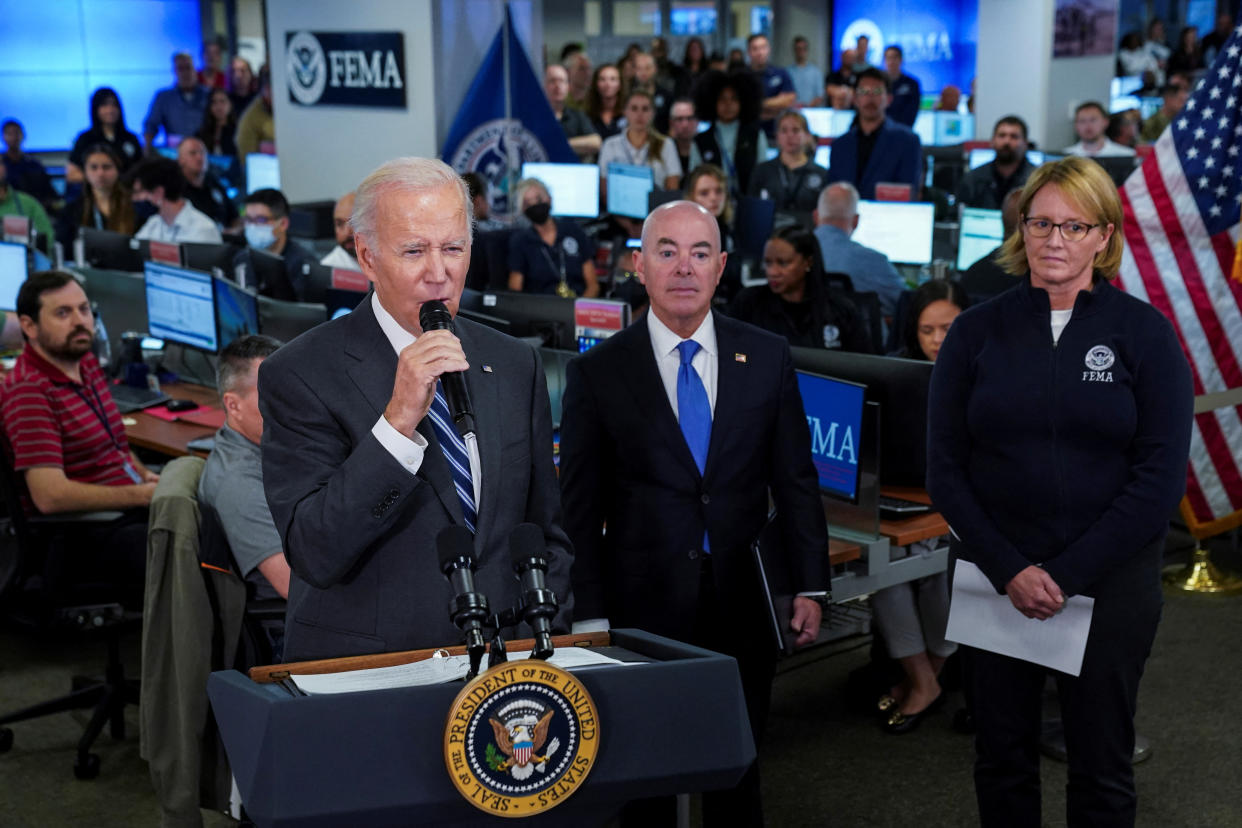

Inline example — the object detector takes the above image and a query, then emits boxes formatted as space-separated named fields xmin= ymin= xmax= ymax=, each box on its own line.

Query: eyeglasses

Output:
xmin=856 ymin=87 xmax=886 ymax=97
xmin=1022 ymin=217 xmax=1100 ymax=241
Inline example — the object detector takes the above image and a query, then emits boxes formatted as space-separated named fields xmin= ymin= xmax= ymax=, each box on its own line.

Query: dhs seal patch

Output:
xmin=444 ymin=661 xmax=599 ymax=817
xmin=1084 ymin=345 xmax=1115 ymax=371
xmin=286 ymin=32 xmax=327 ymax=105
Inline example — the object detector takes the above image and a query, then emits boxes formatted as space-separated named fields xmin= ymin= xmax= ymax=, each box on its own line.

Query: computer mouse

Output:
xmin=165 ymin=398 xmax=199 ymax=413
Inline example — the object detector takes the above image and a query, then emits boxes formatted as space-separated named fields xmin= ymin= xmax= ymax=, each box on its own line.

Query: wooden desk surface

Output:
xmin=122 ymin=382 xmax=220 ymax=458
xmin=828 ymin=537 xmax=862 ymax=566
xmin=878 ymin=486 xmax=950 ymax=547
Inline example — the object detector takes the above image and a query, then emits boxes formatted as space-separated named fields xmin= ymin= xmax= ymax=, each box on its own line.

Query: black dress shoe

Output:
xmin=883 ymin=692 xmax=944 ymax=735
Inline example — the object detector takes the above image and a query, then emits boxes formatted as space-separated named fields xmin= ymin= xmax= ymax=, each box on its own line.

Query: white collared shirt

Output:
xmin=646 ymin=309 xmax=718 ymax=419
xmin=134 ymin=201 xmax=223 ymax=243
xmin=368 ymin=293 xmax=482 ymax=505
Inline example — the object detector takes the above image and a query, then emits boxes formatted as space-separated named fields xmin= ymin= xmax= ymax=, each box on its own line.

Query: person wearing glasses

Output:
xmin=231 ymin=188 xmax=317 ymax=301
xmin=825 ymin=68 xmax=922 ymax=200
xmin=927 ymin=156 xmax=1193 ymax=826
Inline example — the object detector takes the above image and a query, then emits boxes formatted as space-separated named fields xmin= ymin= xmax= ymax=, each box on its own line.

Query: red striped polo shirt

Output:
xmin=1 ymin=346 xmax=134 ymax=511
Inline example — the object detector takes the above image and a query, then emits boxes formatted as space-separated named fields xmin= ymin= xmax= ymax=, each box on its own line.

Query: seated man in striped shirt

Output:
xmin=1 ymin=271 xmax=157 ymax=602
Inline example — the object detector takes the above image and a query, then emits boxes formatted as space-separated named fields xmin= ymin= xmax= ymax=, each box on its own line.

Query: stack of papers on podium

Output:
xmin=945 ymin=560 xmax=1095 ymax=676
xmin=291 ymin=647 xmax=630 ymax=695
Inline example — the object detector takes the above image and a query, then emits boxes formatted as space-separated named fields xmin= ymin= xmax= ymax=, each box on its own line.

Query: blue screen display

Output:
xmin=214 ymin=277 xmax=259 ymax=350
xmin=796 ymin=371 xmax=865 ymax=501
xmin=831 ymin=0 xmax=978 ymax=96
xmin=0 ymin=0 xmax=202 ymax=151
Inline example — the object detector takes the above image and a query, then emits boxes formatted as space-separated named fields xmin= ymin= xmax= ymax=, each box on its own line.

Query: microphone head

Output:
xmin=509 ymin=522 xmax=547 ymax=571
xmin=437 ymin=525 xmax=477 ymax=575
xmin=419 ymin=300 xmax=454 ymax=333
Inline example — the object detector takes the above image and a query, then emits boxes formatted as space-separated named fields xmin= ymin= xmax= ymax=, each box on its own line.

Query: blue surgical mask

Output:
xmin=245 ymin=223 xmax=276 ymax=250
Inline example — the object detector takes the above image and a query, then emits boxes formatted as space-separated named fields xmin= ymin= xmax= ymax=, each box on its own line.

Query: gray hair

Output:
xmin=817 ymin=181 xmax=859 ymax=223
xmin=351 ymin=157 xmax=474 ymax=245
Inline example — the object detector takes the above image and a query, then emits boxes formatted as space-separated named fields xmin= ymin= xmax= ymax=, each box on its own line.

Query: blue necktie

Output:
xmin=427 ymin=381 xmax=478 ymax=533
xmin=677 ymin=340 xmax=712 ymax=553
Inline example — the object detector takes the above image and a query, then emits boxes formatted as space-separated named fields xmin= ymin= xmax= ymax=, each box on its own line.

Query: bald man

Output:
xmin=560 ymin=200 xmax=828 ymax=826
xmin=320 ymin=191 xmax=359 ymax=270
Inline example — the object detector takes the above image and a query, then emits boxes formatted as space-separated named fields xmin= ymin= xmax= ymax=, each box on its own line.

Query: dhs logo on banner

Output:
xmin=285 ymin=31 xmax=406 ymax=108
xmin=449 ymin=119 xmax=550 ymax=215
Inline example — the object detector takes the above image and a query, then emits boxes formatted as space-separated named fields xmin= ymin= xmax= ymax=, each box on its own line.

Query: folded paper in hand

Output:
xmin=945 ymin=560 xmax=1095 ymax=677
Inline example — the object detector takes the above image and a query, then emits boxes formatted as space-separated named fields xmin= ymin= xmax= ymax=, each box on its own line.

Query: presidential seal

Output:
xmin=444 ymin=660 xmax=599 ymax=817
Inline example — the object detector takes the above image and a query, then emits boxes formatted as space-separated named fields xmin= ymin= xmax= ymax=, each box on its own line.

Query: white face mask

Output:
xmin=245 ymin=223 xmax=276 ymax=250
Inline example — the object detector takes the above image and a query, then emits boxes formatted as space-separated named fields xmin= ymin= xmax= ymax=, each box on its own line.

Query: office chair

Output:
xmin=0 ymin=438 xmax=141 ymax=780
xmin=848 ymin=290 xmax=886 ymax=355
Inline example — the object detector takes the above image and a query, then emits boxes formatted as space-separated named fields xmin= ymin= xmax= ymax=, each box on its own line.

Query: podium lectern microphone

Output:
xmin=509 ymin=523 xmax=559 ymax=660
xmin=437 ymin=526 xmax=490 ymax=678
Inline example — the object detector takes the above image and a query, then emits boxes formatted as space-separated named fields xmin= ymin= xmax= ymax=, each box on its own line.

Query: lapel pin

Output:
xmin=735 ymin=353 xmax=747 ymax=363
xmin=482 ymin=364 xmax=493 ymax=373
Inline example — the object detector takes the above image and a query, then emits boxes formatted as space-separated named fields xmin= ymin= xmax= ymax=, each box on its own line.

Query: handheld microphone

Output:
xmin=418 ymin=300 xmax=476 ymax=438
xmin=436 ymin=526 xmax=490 ymax=676
xmin=509 ymin=522 xmax=559 ymax=660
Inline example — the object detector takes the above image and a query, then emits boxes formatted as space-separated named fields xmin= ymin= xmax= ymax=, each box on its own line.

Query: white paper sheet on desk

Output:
xmin=290 ymin=647 xmax=630 ymax=695
xmin=945 ymin=560 xmax=1095 ymax=677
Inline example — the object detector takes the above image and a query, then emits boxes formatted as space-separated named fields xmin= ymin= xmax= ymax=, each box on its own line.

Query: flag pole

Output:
xmin=502 ymin=0 xmax=517 ymax=218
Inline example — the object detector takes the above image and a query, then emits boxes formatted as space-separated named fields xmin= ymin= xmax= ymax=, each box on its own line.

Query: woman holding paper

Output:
xmin=927 ymin=156 xmax=1193 ymax=827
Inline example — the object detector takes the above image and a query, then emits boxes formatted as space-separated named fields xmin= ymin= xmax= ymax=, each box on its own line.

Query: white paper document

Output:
xmin=290 ymin=647 xmax=630 ymax=695
xmin=945 ymin=560 xmax=1095 ymax=676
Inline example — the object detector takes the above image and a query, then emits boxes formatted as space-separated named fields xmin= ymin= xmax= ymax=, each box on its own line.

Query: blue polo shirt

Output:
xmin=887 ymin=72 xmax=922 ymax=127
xmin=143 ymin=84 xmax=210 ymax=141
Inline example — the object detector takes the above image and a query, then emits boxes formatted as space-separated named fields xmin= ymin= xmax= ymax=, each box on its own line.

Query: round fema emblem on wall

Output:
xmin=1084 ymin=344 xmax=1115 ymax=371
xmin=286 ymin=31 xmax=327 ymax=105
xmin=444 ymin=661 xmax=599 ymax=817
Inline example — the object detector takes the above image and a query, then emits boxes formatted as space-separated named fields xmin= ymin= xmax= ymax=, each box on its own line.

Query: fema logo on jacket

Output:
xmin=1083 ymin=344 xmax=1115 ymax=382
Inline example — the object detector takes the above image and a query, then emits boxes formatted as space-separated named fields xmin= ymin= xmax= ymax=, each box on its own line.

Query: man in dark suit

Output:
xmin=259 ymin=157 xmax=572 ymax=662
xmin=559 ymin=200 xmax=829 ymax=826
xmin=826 ymin=67 xmax=923 ymax=199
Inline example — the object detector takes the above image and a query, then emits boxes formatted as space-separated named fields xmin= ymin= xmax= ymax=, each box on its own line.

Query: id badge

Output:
xmin=121 ymin=459 xmax=143 ymax=484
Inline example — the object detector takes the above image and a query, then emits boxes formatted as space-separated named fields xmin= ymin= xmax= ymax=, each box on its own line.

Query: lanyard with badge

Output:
xmin=72 ymin=384 xmax=144 ymax=483
xmin=538 ymin=234 xmax=575 ymax=298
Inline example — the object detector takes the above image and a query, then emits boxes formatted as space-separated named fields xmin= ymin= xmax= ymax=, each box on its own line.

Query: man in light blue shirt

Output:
xmin=813 ymin=181 xmax=905 ymax=320
xmin=787 ymin=36 xmax=823 ymax=106
xmin=143 ymin=51 xmax=210 ymax=151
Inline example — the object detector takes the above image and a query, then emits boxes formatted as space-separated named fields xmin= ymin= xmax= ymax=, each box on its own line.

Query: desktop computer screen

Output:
xmin=521 ymin=162 xmax=600 ymax=218
xmin=912 ymin=112 xmax=936 ymax=146
xmin=933 ymin=112 xmax=974 ymax=146
xmin=956 ymin=207 xmax=1005 ymax=271
xmin=246 ymin=154 xmax=281 ymax=194
xmin=144 ymin=262 xmax=218 ymax=352
xmin=606 ymin=163 xmax=655 ymax=220
xmin=852 ymin=200 xmax=935 ymax=265
xmin=214 ymin=276 xmax=259 ymax=349
xmin=801 ymin=108 xmax=855 ymax=139
xmin=796 ymin=370 xmax=865 ymax=502
xmin=814 ymin=145 xmax=831 ymax=169
xmin=0 ymin=241 xmax=28 ymax=312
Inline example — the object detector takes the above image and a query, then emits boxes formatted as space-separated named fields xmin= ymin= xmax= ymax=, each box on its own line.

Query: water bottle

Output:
xmin=91 ymin=302 xmax=112 ymax=373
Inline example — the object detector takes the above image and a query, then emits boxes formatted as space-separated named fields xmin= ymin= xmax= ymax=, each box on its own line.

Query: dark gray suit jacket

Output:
xmin=258 ymin=295 xmax=572 ymax=661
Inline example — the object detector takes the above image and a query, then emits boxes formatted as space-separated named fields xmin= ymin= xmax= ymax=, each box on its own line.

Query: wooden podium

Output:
xmin=207 ymin=629 xmax=756 ymax=827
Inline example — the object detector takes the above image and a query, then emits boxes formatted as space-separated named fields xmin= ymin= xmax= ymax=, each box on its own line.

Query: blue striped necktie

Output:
xmin=426 ymin=381 xmax=478 ymax=533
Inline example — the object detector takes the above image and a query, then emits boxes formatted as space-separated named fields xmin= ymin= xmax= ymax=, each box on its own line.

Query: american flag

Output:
xmin=1117 ymin=25 xmax=1242 ymax=529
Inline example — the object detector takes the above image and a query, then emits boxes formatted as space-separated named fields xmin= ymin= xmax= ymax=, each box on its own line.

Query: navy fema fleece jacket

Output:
xmin=926 ymin=276 xmax=1194 ymax=598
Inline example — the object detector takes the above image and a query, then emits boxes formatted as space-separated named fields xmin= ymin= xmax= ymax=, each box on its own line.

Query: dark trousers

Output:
xmin=620 ymin=557 xmax=776 ymax=828
xmin=968 ymin=590 xmax=1161 ymax=828
xmin=47 ymin=509 xmax=148 ymax=611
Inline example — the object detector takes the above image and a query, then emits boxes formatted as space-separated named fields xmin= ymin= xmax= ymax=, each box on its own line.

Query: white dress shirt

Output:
xmin=646 ymin=309 xmax=718 ymax=419
xmin=320 ymin=245 xmax=359 ymax=270
xmin=134 ymin=201 xmax=223 ymax=243
xmin=368 ymin=293 xmax=482 ymax=506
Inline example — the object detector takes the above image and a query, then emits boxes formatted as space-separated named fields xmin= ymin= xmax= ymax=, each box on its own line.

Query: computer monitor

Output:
xmin=325 ymin=287 xmax=367 ymax=321
xmin=956 ymin=207 xmax=1005 ymax=272
xmin=1091 ymin=155 xmax=1140 ymax=187
xmin=82 ymin=228 xmax=144 ymax=272
xmin=790 ymin=348 xmax=933 ymax=488
xmin=814 ymin=144 xmax=831 ymax=169
xmin=245 ymin=248 xmax=298 ymax=301
xmin=246 ymin=153 xmax=280 ymax=194
xmin=734 ymin=196 xmax=777 ymax=262
xmin=214 ymin=276 xmax=260 ymax=349
xmin=0 ymin=241 xmax=28 ymax=312
xmin=912 ymin=111 xmax=936 ymax=146
xmin=144 ymin=261 xmax=218 ymax=352
xmin=933 ymin=112 xmax=974 ymax=146
xmin=852 ymin=200 xmax=935 ymax=265
xmin=182 ymin=241 xmax=240 ymax=278
xmin=520 ymin=162 xmax=600 ymax=218
xmin=478 ymin=291 xmax=576 ymax=348
xmin=800 ymin=107 xmax=855 ymax=139
xmin=966 ymin=148 xmax=1046 ymax=170
xmin=796 ymin=370 xmax=866 ymax=502
xmin=606 ymin=163 xmax=655 ymax=220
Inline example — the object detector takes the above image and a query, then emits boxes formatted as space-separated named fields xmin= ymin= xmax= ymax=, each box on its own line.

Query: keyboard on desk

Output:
xmin=878 ymin=495 xmax=932 ymax=519
xmin=110 ymin=384 xmax=170 ymax=413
